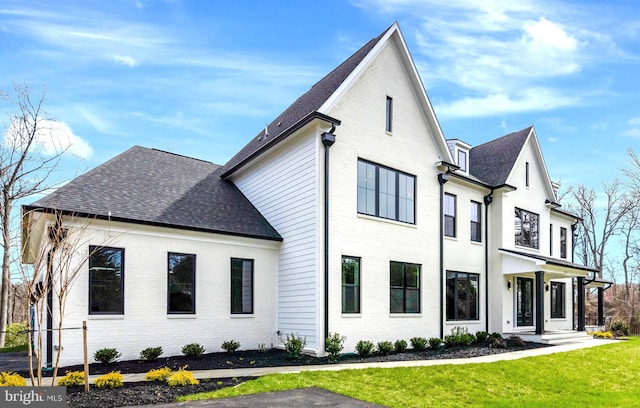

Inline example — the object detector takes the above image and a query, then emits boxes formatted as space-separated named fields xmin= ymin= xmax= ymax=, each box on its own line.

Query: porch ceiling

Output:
xmin=499 ymin=248 xmax=596 ymax=279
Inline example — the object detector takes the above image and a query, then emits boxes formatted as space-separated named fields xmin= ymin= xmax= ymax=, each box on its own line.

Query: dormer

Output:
xmin=446 ymin=139 xmax=472 ymax=176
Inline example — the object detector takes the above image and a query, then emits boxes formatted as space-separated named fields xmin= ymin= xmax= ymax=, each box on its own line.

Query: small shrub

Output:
xmin=94 ymin=371 xmax=123 ymax=389
xmin=592 ymin=331 xmax=614 ymax=339
xmin=394 ymin=339 xmax=408 ymax=353
xmin=506 ymin=335 xmax=525 ymax=347
xmin=5 ymin=322 xmax=28 ymax=348
xmin=377 ymin=341 xmax=394 ymax=355
xmin=444 ymin=332 xmax=476 ymax=348
xmin=140 ymin=346 xmax=163 ymax=362
xmin=608 ymin=320 xmax=630 ymax=336
xmin=284 ymin=333 xmax=306 ymax=359
xmin=93 ymin=348 xmax=121 ymax=364
xmin=475 ymin=331 xmax=489 ymax=343
xmin=355 ymin=340 xmax=375 ymax=357
xmin=428 ymin=337 xmax=443 ymax=349
xmin=182 ymin=343 xmax=205 ymax=359
xmin=410 ymin=337 xmax=428 ymax=351
xmin=167 ymin=367 xmax=199 ymax=386
xmin=145 ymin=367 xmax=172 ymax=382
xmin=57 ymin=371 xmax=84 ymax=386
xmin=221 ymin=340 xmax=240 ymax=354
xmin=0 ymin=372 xmax=26 ymax=386
xmin=325 ymin=332 xmax=346 ymax=363
xmin=488 ymin=333 xmax=506 ymax=348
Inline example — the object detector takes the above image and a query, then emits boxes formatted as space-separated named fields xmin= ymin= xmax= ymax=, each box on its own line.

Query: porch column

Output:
xmin=577 ymin=277 xmax=585 ymax=331
xmin=535 ymin=271 xmax=545 ymax=335
xmin=597 ymin=287 xmax=604 ymax=326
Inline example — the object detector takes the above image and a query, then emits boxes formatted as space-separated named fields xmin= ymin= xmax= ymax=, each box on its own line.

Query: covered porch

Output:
xmin=500 ymin=248 xmax=600 ymax=336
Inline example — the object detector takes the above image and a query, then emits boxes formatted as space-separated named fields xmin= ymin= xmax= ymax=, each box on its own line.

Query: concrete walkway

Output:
xmin=111 ymin=338 xmax=617 ymax=384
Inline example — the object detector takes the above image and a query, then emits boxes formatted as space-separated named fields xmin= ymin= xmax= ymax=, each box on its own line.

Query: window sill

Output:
xmin=385 ymin=131 xmax=393 ymax=136
xmin=549 ymin=317 xmax=566 ymax=321
xmin=88 ymin=315 xmax=125 ymax=320
xmin=357 ymin=213 xmax=417 ymax=228
xmin=446 ymin=320 xmax=481 ymax=324
xmin=444 ymin=235 xmax=457 ymax=241
xmin=470 ymin=240 xmax=483 ymax=246
xmin=389 ymin=313 xmax=422 ymax=318
xmin=230 ymin=314 xmax=254 ymax=318
xmin=167 ymin=314 xmax=197 ymax=319
xmin=341 ymin=313 xmax=362 ymax=318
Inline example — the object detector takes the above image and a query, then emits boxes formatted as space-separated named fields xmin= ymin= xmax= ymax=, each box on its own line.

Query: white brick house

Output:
xmin=22 ymin=22 xmax=600 ymax=367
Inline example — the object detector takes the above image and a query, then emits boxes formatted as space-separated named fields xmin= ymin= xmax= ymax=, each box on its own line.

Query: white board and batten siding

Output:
xmin=231 ymin=129 xmax=324 ymax=351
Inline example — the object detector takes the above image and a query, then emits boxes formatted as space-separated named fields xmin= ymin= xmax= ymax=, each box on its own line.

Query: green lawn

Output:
xmin=181 ymin=338 xmax=640 ymax=407
xmin=0 ymin=344 xmax=28 ymax=353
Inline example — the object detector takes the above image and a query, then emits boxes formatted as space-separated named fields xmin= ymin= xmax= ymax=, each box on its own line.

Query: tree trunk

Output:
xmin=0 ymin=200 xmax=12 ymax=347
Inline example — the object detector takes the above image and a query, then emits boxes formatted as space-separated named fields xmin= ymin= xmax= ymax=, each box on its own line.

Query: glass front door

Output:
xmin=516 ymin=277 xmax=534 ymax=326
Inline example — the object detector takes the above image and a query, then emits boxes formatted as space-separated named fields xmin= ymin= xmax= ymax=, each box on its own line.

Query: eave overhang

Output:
xmin=499 ymin=248 xmax=597 ymax=279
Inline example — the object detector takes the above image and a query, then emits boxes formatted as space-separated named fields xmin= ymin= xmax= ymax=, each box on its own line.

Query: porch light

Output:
xmin=507 ymin=280 xmax=512 ymax=290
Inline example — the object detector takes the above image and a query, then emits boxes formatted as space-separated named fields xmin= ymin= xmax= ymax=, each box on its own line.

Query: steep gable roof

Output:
xmin=469 ymin=127 xmax=532 ymax=186
xmin=220 ymin=24 xmax=391 ymax=178
xmin=27 ymin=146 xmax=281 ymax=241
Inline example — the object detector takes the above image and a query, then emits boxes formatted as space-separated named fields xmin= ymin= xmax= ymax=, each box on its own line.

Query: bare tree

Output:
xmin=567 ymin=180 xmax=633 ymax=274
xmin=0 ymin=83 xmax=67 ymax=346
xmin=21 ymin=208 xmax=114 ymax=385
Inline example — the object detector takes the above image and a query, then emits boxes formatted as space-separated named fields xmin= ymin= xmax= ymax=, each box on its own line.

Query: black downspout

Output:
xmin=483 ymin=193 xmax=493 ymax=333
xmin=321 ymin=129 xmax=336 ymax=350
xmin=438 ymin=173 xmax=449 ymax=339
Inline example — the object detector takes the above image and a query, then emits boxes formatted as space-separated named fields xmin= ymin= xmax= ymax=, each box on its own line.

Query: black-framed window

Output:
xmin=550 ymin=224 xmax=554 ymax=256
xmin=526 ymin=162 xmax=530 ymax=187
xmin=515 ymin=208 xmax=539 ymax=249
xmin=470 ymin=200 xmax=481 ymax=242
xmin=168 ymin=253 xmax=195 ymax=314
xmin=386 ymin=96 xmax=393 ymax=132
xmin=390 ymin=261 xmax=420 ymax=313
xmin=231 ymin=258 xmax=253 ymax=314
xmin=550 ymin=281 xmax=565 ymax=318
xmin=458 ymin=150 xmax=467 ymax=172
xmin=560 ymin=227 xmax=567 ymax=259
xmin=342 ymin=256 xmax=360 ymax=314
xmin=89 ymin=246 xmax=124 ymax=315
xmin=444 ymin=193 xmax=456 ymax=237
xmin=357 ymin=159 xmax=415 ymax=224
xmin=446 ymin=271 xmax=479 ymax=321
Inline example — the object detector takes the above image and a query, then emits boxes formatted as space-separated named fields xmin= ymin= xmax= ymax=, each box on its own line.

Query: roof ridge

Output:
xmin=150 ymin=147 xmax=216 ymax=166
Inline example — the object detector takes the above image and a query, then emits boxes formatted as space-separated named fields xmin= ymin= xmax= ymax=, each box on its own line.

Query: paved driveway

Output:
xmin=132 ymin=387 xmax=385 ymax=408
xmin=0 ymin=351 xmax=29 ymax=373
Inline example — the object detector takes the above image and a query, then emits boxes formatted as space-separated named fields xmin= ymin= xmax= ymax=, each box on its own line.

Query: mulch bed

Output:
xmin=19 ymin=341 xmax=549 ymax=407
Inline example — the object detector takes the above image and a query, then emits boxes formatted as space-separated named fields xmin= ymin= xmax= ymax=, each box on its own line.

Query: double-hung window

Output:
xmin=470 ymin=201 xmax=481 ymax=242
xmin=168 ymin=253 xmax=196 ymax=314
xmin=89 ymin=246 xmax=124 ymax=314
xmin=390 ymin=261 xmax=420 ymax=313
xmin=550 ymin=282 xmax=565 ymax=318
xmin=444 ymin=193 xmax=456 ymax=237
xmin=357 ymin=159 xmax=415 ymax=223
xmin=515 ymin=208 xmax=539 ymax=249
xmin=231 ymin=258 xmax=253 ymax=314
xmin=446 ymin=271 xmax=479 ymax=321
xmin=341 ymin=256 xmax=360 ymax=313
xmin=560 ymin=227 xmax=567 ymax=259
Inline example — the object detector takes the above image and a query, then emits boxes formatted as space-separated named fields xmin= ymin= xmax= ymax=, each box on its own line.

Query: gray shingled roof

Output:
xmin=221 ymin=25 xmax=390 ymax=177
xmin=469 ymin=127 xmax=532 ymax=186
xmin=27 ymin=146 xmax=281 ymax=241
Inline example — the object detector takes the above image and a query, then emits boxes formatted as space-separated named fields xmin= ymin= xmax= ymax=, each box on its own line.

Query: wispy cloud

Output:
xmin=353 ymin=0 xmax=628 ymax=118
xmin=623 ymin=117 xmax=640 ymax=138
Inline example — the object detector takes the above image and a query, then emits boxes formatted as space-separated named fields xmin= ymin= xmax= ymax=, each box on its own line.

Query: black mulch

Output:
xmin=17 ymin=341 xmax=549 ymax=407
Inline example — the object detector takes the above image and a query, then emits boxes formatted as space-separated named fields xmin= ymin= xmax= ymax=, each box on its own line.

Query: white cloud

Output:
xmin=435 ymin=88 xmax=579 ymax=118
xmin=623 ymin=128 xmax=640 ymax=138
xmin=628 ymin=117 xmax=640 ymax=126
xmin=355 ymin=0 xmax=621 ymax=118
xmin=112 ymin=55 xmax=138 ymax=67
xmin=3 ymin=119 xmax=93 ymax=159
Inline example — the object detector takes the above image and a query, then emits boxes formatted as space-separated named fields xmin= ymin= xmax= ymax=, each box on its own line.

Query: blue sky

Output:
xmin=1 ymin=0 xmax=639 ymax=195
